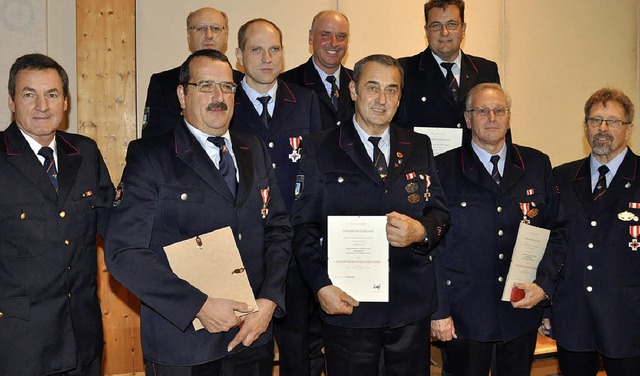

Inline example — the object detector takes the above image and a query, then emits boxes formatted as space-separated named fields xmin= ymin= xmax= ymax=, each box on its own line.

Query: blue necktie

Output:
xmin=257 ymin=96 xmax=271 ymax=128
xmin=326 ymin=75 xmax=339 ymax=110
xmin=440 ymin=62 xmax=459 ymax=101
xmin=38 ymin=146 xmax=58 ymax=192
xmin=208 ymin=136 xmax=237 ymax=197
xmin=490 ymin=155 xmax=501 ymax=186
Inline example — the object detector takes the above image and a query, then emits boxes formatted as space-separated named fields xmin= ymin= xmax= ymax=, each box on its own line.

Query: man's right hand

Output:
xmin=317 ymin=285 xmax=359 ymax=315
xmin=431 ymin=317 xmax=457 ymax=341
xmin=538 ymin=317 xmax=553 ymax=338
xmin=195 ymin=297 xmax=254 ymax=333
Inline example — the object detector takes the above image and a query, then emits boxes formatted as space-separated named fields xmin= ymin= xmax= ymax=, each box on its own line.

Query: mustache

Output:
xmin=592 ymin=132 xmax=613 ymax=142
xmin=207 ymin=102 xmax=228 ymax=111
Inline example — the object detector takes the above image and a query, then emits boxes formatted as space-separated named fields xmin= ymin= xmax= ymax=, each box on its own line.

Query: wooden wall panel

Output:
xmin=75 ymin=0 xmax=142 ymax=374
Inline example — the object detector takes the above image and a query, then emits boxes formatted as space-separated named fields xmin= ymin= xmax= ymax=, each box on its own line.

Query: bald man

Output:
xmin=142 ymin=7 xmax=243 ymax=138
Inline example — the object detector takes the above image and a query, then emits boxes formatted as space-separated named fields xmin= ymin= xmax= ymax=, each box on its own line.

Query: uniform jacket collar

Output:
xmin=338 ymin=119 xmax=414 ymax=188
xmin=233 ymin=79 xmax=298 ymax=137
xmin=173 ymin=122 xmax=254 ymax=207
xmin=419 ymin=47 xmax=479 ymax=108
xmin=3 ymin=122 xmax=82 ymax=205
xmin=301 ymin=57 xmax=353 ymax=117
xmin=459 ymin=138 xmax=524 ymax=194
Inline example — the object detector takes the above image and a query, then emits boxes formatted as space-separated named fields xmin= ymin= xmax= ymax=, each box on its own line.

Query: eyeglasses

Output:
xmin=586 ymin=118 xmax=630 ymax=128
xmin=426 ymin=21 xmax=462 ymax=32
xmin=188 ymin=24 xmax=226 ymax=35
xmin=465 ymin=107 xmax=510 ymax=117
xmin=184 ymin=80 xmax=237 ymax=94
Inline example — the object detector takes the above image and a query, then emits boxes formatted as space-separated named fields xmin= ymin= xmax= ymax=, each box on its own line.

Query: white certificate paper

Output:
xmin=327 ymin=216 xmax=389 ymax=302
xmin=414 ymin=127 xmax=463 ymax=156
xmin=501 ymin=222 xmax=551 ymax=301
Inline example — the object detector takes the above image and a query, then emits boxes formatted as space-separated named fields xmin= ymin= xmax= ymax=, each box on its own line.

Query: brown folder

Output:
xmin=164 ymin=226 xmax=258 ymax=330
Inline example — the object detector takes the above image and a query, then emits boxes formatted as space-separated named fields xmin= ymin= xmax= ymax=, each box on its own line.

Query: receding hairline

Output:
xmin=310 ymin=10 xmax=350 ymax=32
xmin=186 ymin=7 xmax=228 ymax=28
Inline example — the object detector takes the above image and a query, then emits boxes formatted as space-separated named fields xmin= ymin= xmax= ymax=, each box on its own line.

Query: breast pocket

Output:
xmin=159 ymin=185 xmax=206 ymax=234
xmin=0 ymin=203 xmax=46 ymax=258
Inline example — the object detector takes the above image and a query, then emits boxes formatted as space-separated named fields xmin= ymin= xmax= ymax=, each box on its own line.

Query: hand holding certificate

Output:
xmin=501 ymin=222 xmax=550 ymax=302
xmin=327 ymin=216 xmax=389 ymax=302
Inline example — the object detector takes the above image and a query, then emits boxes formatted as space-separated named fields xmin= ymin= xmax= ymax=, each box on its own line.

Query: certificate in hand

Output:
xmin=414 ymin=127 xmax=463 ymax=156
xmin=501 ymin=222 xmax=550 ymax=301
xmin=164 ymin=226 xmax=258 ymax=330
xmin=327 ymin=216 xmax=389 ymax=302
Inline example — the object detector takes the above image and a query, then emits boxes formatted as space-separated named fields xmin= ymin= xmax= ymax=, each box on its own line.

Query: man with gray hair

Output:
xmin=293 ymin=54 xmax=450 ymax=375
xmin=549 ymin=88 xmax=640 ymax=375
xmin=142 ymin=7 xmax=243 ymax=138
xmin=432 ymin=83 xmax=565 ymax=375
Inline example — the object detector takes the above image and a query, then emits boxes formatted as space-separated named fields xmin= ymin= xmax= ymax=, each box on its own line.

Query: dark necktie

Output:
xmin=593 ymin=165 xmax=609 ymax=200
xmin=208 ymin=136 xmax=237 ymax=197
xmin=368 ymin=136 xmax=388 ymax=179
xmin=440 ymin=62 xmax=459 ymax=101
xmin=38 ymin=146 xmax=58 ymax=192
xmin=326 ymin=75 xmax=339 ymax=110
xmin=257 ymin=96 xmax=271 ymax=128
xmin=490 ymin=155 xmax=501 ymax=186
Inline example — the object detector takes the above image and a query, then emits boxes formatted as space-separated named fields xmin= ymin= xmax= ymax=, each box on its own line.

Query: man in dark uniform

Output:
xmin=142 ymin=7 xmax=243 ymax=138
xmin=292 ymin=54 xmax=451 ymax=375
xmin=105 ymin=49 xmax=291 ymax=375
xmin=281 ymin=10 xmax=355 ymax=130
xmin=431 ymin=83 xmax=565 ymax=376
xmin=0 ymin=53 xmax=114 ymax=375
xmin=230 ymin=18 xmax=322 ymax=376
xmin=397 ymin=0 xmax=500 ymax=131
xmin=549 ymin=88 xmax=640 ymax=375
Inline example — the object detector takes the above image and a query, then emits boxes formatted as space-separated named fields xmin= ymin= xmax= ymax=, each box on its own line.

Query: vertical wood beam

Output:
xmin=76 ymin=0 xmax=142 ymax=374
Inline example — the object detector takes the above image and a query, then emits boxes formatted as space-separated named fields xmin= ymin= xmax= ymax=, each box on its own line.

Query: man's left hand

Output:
xmin=227 ymin=298 xmax=277 ymax=352
xmin=511 ymin=282 xmax=546 ymax=309
xmin=386 ymin=211 xmax=426 ymax=248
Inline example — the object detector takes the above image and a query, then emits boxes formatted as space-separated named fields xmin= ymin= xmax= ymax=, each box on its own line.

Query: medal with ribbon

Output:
xmin=424 ymin=174 xmax=432 ymax=201
xmin=261 ymin=187 xmax=270 ymax=219
xmin=629 ymin=225 xmax=640 ymax=251
xmin=289 ymin=136 xmax=302 ymax=162
xmin=519 ymin=202 xmax=531 ymax=224
xmin=629 ymin=202 xmax=640 ymax=209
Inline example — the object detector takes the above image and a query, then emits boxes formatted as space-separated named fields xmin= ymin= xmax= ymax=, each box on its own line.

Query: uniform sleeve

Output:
xmin=93 ymin=142 xmax=115 ymax=239
xmin=104 ymin=141 xmax=207 ymax=331
xmin=291 ymin=137 xmax=333 ymax=294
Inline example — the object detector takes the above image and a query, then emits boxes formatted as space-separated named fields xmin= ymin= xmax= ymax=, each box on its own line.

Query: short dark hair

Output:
xmin=352 ymin=54 xmax=404 ymax=89
xmin=237 ymin=18 xmax=283 ymax=51
xmin=178 ymin=49 xmax=232 ymax=94
xmin=424 ymin=0 xmax=465 ymax=25
xmin=8 ymin=53 xmax=69 ymax=99
xmin=584 ymin=88 xmax=635 ymax=124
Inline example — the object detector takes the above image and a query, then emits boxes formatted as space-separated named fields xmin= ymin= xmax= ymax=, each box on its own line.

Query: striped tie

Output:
xmin=490 ymin=155 xmax=501 ymax=186
xmin=593 ymin=165 xmax=609 ymax=200
xmin=38 ymin=146 xmax=58 ymax=192
xmin=440 ymin=62 xmax=459 ymax=101
xmin=369 ymin=136 xmax=388 ymax=179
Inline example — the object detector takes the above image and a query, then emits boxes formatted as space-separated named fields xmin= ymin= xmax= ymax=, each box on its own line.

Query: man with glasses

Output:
xmin=396 ymin=0 xmax=500 ymax=132
xmin=230 ymin=18 xmax=322 ymax=376
xmin=105 ymin=49 xmax=291 ymax=375
xmin=292 ymin=54 xmax=450 ymax=375
xmin=547 ymin=88 xmax=640 ymax=375
xmin=432 ymin=83 xmax=565 ymax=375
xmin=142 ymin=7 xmax=243 ymax=138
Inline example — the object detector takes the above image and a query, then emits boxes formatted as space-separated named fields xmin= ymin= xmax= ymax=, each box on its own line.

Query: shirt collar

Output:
xmin=20 ymin=128 xmax=58 ymax=164
xmin=471 ymin=140 xmax=507 ymax=176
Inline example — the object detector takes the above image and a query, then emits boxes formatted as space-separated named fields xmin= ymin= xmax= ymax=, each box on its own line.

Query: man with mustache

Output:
xmin=396 ymin=0 xmax=499 ymax=134
xmin=230 ymin=19 xmax=322 ymax=376
xmin=142 ymin=7 xmax=243 ymax=138
xmin=105 ymin=49 xmax=291 ymax=375
xmin=548 ymin=88 xmax=640 ymax=375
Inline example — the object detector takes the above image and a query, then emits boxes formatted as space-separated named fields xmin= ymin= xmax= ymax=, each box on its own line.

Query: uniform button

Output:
xmin=421 ymin=96 xmax=427 ymax=102
xmin=59 ymin=211 xmax=66 ymax=218
xmin=498 ymin=230 xmax=504 ymax=236
xmin=268 ymin=142 xmax=275 ymax=148
xmin=272 ymin=163 xmax=277 ymax=169
xmin=67 ymin=266 xmax=72 ymax=271
xmin=498 ymin=253 xmax=504 ymax=260
xmin=446 ymin=280 xmax=451 ymax=286
xmin=456 ymin=123 xmax=462 ymax=128
xmin=0 ymin=312 xmax=3 ymax=318
xmin=238 ymin=233 xmax=242 ymax=241
xmin=587 ymin=265 xmax=593 ymax=270
xmin=64 ymin=240 xmax=70 ymax=245
xmin=429 ymin=255 xmax=433 ymax=261
xmin=336 ymin=121 xmax=341 ymax=126
xmin=498 ymin=276 xmax=504 ymax=282
xmin=68 ymin=292 xmax=72 ymax=299
xmin=591 ymin=220 xmax=597 ymax=227
xmin=20 ymin=212 xmax=26 ymax=219
xmin=180 ymin=193 xmax=188 ymax=201
xmin=586 ymin=286 xmax=593 ymax=292
xmin=496 ymin=206 xmax=502 ymax=213
xmin=338 ymin=177 xmax=344 ymax=183
xmin=588 ymin=243 xmax=594 ymax=249
xmin=460 ymin=201 xmax=467 ymax=207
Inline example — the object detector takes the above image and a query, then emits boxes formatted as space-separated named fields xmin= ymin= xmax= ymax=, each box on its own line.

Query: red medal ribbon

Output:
xmin=526 ymin=188 xmax=535 ymax=196
xmin=260 ymin=188 xmax=270 ymax=205
xmin=426 ymin=175 xmax=431 ymax=188
xmin=630 ymin=225 xmax=640 ymax=238
xmin=519 ymin=202 xmax=530 ymax=217
xmin=406 ymin=172 xmax=416 ymax=180
xmin=289 ymin=137 xmax=301 ymax=150
xmin=629 ymin=202 xmax=640 ymax=209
